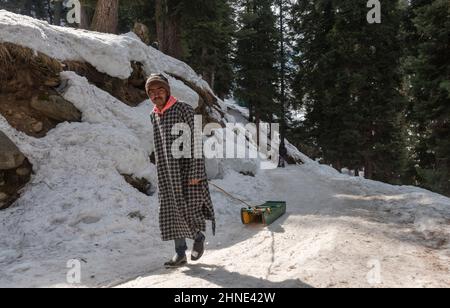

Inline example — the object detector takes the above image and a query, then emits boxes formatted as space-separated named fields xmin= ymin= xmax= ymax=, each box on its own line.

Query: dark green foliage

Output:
xmin=405 ymin=0 xmax=450 ymax=195
xmin=180 ymin=0 xmax=235 ymax=98
xmin=235 ymin=0 xmax=279 ymax=123
xmin=291 ymin=0 xmax=408 ymax=183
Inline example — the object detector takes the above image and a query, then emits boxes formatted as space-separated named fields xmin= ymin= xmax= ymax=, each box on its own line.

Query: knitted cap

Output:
xmin=145 ymin=74 xmax=170 ymax=95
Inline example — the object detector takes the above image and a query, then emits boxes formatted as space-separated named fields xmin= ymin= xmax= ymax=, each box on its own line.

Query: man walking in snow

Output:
xmin=147 ymin=74 xmax=216 ymax=268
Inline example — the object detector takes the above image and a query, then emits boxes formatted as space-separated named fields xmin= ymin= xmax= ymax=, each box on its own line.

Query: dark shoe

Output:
xmin=164 ymin=254 xmax=187 ymax=268
xmin=191 ymin=232 xmax=206 ymax=261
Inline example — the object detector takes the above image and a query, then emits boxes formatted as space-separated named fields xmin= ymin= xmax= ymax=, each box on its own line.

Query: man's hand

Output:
xmin=188 ymin=179 xmax=202 ymax=186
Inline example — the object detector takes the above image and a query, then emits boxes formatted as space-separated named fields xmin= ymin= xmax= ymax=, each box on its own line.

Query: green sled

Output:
xmin=241 ymin=201 xmax=287 ymax=226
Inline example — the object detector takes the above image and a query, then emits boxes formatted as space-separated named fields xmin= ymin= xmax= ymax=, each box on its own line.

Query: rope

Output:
xmin=208 ymin=181 xmax=254 ymax=208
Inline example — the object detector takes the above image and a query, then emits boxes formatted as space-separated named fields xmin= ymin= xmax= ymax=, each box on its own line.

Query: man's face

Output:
xmin=148 ymin=82 xmax=169 ymax=108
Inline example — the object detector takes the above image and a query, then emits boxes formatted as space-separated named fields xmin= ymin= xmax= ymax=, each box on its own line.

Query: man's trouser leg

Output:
xmin=175 ymin=238 xmax=187 ymax=257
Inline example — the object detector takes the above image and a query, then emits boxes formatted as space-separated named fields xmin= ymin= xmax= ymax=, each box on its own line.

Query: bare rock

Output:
xmin=123 ymin=174 xmax=154 ymax=196
xmin=30 ymin=95 xmax=81 ymax=122
xmin=32 ymin=121 xmax=44 ymax=133
xmin=133 ymin=22 xmax=151 ymax=45
xmin=0 ymin=192 xmax=7 ymax=202
xmin=16 ymin=167 xmax=31 ymax=177
xmin=0 ymin=132 xmax=25 ymax=170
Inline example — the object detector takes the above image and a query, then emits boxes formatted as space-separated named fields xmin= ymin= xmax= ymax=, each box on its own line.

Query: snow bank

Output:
xmin=224 ymin=99 xmax=450 ymax=246
xmin=0 ymin=11 xmax=215 ymax=106
xmin=0 ymin=103 xmax=160 ymax=287
xmin=59 ymin=72 xmax=155 ymax=155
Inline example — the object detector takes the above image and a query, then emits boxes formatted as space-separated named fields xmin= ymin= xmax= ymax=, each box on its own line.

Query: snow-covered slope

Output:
xmin=0 ymin=10 xmax=224 ymax=119
xmin=0 ymin=11 xmax=207 ymax=86
xmin=0 ymin=12 xmax=449 ymax=288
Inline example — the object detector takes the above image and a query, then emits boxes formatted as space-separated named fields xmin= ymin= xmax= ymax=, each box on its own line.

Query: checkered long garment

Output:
xmin=150 ymin=101 xmax=216 ymax=241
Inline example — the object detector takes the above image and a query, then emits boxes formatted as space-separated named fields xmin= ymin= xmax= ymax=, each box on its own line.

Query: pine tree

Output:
xmin=0 ymin=0 xmax=51 ymax=21
xmin=235 ymin=0 xmax=279 ymax=126
xmin=0 ymin=0 xmax=24 ymax=14
xmin=181 ymin=0 xmax=235 ymax=98
xmin=291 ymin=0 xmax=349 ymax=170
xmin=292 ymin=0 xmax=408 ymax=183
xmin=277 ymin=0 xmax=292 ymax=160
xmin=406 ymin=0 xmax=450 ymax=195
xmin=118 ymin=0 xmax=155 ymax=37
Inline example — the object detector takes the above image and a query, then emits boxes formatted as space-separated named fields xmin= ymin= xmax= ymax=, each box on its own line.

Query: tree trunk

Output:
xmin=33 ymin=0 xmax=46 ymax=20
xmin=53 ymin=0 xmax=62 ymax=26
xmin=79 ymin=3 xmax=90 ymax=30
xmin=201 ymin=46 xmax=208 ymax=81
xmin=166 ymin=14 xmax=182 ymax=59
xmin=20 ymin=0 xmax=32 ymax=16
xmin=248 ymin=103 xmax=254 ymax=123
xmin=278 ymin=0 xmax=287 ymax=162
xmin=365 ymin=159 xmax=373 ymax=180
xmin=256 ymin=110 xmax=261 ymax=149
xmin=334 ymin=160 xmax=342 ymax=172
xmin=155 ymin=0 xmax=183 ymax=59
xmin=155 ymin=0 xmax=166 ymax=51
xmin=91 ymin=0 xmax=119 ymax=34
xmin=210 ymin=70 xmax=216 ymax=91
